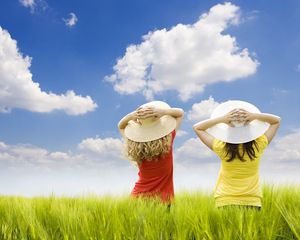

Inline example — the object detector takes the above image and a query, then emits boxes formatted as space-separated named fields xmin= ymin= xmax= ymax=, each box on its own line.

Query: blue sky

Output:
xmin=0 ymin=0 xmax=300 ymax=196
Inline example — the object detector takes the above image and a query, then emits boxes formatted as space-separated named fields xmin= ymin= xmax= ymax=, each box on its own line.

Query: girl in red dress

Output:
xmin=118 ymin=101 xmax=184 ymax=203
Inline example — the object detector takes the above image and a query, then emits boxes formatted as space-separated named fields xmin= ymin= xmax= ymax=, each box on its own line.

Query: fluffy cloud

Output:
xmin=263 ymin=129 xmax=300 ymax=163
xmin=106 ymin=2 xmax=259 ymax=101
xmin=175 ymin=137 xmax=215 ymax=165
xmin=63 ymin=13 xmax=78 ymax=27
xmin=4 ymin=128 xmax=298 ymax=175
xmin=0 ymin=27 xmax=97 ymax=115
xmin=176 ymin=130 xmax=188 ymax=137
xmin=19 ymin=0 xmax=35 ymax=8
xmin=0 ymin=143 xmax=80 ymax=170
xmin=187 ymin=96 xmax=220 ymax=121
xmin=19 ymin=0 xmax=47 ymax=12
xmin=78 ymin=137 xmax=124 ymax=161
xmin=175 ymin=129 xmax=300 ymax=166
xmin=1 ymin=129 xmax=300 ymax=196
xmin=174 ymin=129 xmax=300 ymax=187
xmin=0 ymin=136 xmax=127 ymax=171
xmin=174 ymin=137 xmax=220 ymax=190
xmin=0 ymin=138 xmax=135 ymax=196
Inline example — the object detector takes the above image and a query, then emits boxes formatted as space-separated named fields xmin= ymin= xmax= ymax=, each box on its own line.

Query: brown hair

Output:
xmin=125 ymin=133 xmax=172 ymax=164
xmin=225 ymin=140 xmax=259 ymax=162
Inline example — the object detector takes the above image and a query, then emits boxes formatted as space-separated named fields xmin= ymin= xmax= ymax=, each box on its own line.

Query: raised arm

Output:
xmin=118 ymin=111 xmax=138 ymax=137
xmin=139 ymin=107 xmax=184 ymax=130
xmin=242 ymin=111 xmax=281 ymax=143
xmin=193 ymin=110 xmax=236 ymax=149
xmin=118 ymin=106 xmax=184 ymax=137
xmin=162 ymin=108 xmax=184 ymax=130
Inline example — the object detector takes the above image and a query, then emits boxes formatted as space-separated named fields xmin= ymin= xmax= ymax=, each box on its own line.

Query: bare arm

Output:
xmin=193 ymin=111 xmax=236 ymax=149
xmin=243 ymin=112 xmax=281 ymax=143
xmin=140 ymin=107 xmax=184 ymax=130
xmin=118 ymin=107 xmax=184 ymax=137
xmin=118 ymin=111 xmax=138 ymax=137
xmin=163 ymin=108 xmax=184 ymax=130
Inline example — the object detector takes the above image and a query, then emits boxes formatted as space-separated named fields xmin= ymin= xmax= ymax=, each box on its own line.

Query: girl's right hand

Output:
xmin=221 ymin=109 xmax=240 ymax=126
xmin=237 ymin=109 xmax=256 ymax=124
xmin=136 ymin=107 xmax=165 ymax=119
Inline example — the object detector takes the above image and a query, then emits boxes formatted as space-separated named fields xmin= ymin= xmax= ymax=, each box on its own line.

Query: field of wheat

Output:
xmin=0 ymin=185 xmax=299 ymax=240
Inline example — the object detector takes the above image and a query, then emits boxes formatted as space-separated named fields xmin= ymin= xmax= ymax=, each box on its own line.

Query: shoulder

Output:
xmin=255 ymin=134 xmax=269 ymax=149
xmin=170 ymin=130 xmax=176 ymax=141
xmin=172 ymin=129 xmax=176 ymax=138
xmin=212 ymin=138 xmax=226 ymax=154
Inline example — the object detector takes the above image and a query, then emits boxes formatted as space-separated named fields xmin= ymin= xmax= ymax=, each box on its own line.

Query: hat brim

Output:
xmin=124 ymin=115 xmax=176 ymax=142
xmin=207 ymin=100 xmax=269 ymax=143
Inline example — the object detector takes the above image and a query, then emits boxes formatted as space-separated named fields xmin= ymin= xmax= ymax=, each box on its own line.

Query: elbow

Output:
xmin=274 ymin=115 xmax=281 ymax=125
xmin=278 ymin=116 xmax=282 ymax=124
xmin=178 ymin=108 xmax=184 ymax=117
xmin=193 ymin=123 xmax=206 ymax=133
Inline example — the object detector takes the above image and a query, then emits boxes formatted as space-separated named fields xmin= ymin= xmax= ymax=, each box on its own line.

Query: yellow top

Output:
xmin=212 ymin=135 xmax=268 ymax=207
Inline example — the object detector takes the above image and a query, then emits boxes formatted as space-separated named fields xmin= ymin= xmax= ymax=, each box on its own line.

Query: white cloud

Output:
xmin=175 ymin=137 xmax=215 ymax=165
xmin=175 ymin=129 xmax=300 ymax=166
xmin=19 ymin=0 xmax=47 ymax=13
xmin=1 ymin=129 xmax=300 ymax=196
xmin=259 ymin=129 xmax=300 ymax=184
xmin=174 ymin=137 xmax=220 ymax=190
xmin=78 ymin=137 xmax=124 ymax=160
xmin=0 ymin=26 xmax=97 ymax=115
xmin=106 ymin=2 xmax=259 ymax=101
xmin=174 ymin=129 xmax=300 ymax=189
xmin=263 ymin=129 xmax=300 ymax=163
xmin=19 ymin=0 xmax=35 ymax=8
xmin=176 ymin=130 xmax=188 ymax=137
xmin=187 ymin=96 xmax=220 ymax=121
xmin=0 ymin=136 xmax=127 ymax=171
xmin=242 ymin=10 xmax=259 ymax=22
xmin=0 ymin=143 xmax=77 ymax=168
xmin=63 ymin=13 xmax=78 ymax=27
xmin=0 ymin=137 xmax=134 ymax=196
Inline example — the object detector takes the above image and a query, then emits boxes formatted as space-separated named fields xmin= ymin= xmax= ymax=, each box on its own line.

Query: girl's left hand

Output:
xmin=236 ymin=109 xmax=256 ymax=124
xmin=136 ymin=107 xmax=164 ymax=119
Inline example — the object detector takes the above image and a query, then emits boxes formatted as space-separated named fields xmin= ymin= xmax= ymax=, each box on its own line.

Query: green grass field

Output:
xmin=0 ymin=185 xmax=299 ymax=240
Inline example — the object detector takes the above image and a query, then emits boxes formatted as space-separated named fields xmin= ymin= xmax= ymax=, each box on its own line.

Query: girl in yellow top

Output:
xmin=193 ymin=101 xmax=280 ymax=209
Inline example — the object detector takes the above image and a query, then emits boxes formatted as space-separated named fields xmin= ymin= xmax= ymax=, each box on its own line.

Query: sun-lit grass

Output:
xmin=0 ymin=185 xmax=299 ymax=239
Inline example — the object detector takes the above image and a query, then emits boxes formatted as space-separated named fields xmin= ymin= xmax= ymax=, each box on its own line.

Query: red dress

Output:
xmin=131 ymin=130 xmax=176 ymax=203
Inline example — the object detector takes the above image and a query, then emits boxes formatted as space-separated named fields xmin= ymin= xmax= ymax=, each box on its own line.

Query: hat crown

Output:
xmin=139 ymin=117 xmax=157 ymax=127
xmin=231 ymin=120 xmax=246 ymax=128
xmin=124 ymin=101 xmax=176 ymax=142
xmin=137 ymin=100 xmax=171 ymax=127
xmin=140 ymin=101 xmax=170 ymax=109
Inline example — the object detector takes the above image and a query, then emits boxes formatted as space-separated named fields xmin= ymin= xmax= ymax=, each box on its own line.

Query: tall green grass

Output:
xmin=0 ymin=185 xmax=299 ymax=239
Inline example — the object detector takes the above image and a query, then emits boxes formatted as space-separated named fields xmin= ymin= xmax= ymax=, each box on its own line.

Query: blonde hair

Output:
xmin=125 ymin=132 xmax=172 ymax=164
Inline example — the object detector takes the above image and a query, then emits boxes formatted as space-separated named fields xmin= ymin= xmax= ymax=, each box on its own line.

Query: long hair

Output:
xmin=125 ymin=133 xmax=172 ymax=164
xmin=225 ymin=140 xmax=259 ymax=162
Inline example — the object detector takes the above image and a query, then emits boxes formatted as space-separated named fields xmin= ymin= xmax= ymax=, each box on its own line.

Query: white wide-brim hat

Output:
xmin=124 ymin=101 xmax=176 ymax=142
xmin=206 ymin=100 xmax=269 ymax=144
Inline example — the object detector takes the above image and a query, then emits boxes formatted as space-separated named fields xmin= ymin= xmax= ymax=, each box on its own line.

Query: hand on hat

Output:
xmin=136 ymin=106 xmax=164 ymax=119
xmin=222 ymin=108 xmax=255 ymax=127
xmin=224 ymin=109 xmax=255 ymax=126
xmin=222 ymin=110 xmax=237 ymax=127
xmin=236 ymin=109 xmax=256 ymax=125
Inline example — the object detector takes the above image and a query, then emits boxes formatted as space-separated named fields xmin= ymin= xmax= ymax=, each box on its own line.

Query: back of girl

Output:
xmin=193 ymin=100 xmax=280 ymax=209
xmin=118 ymin=101 xmax=183 ymax=203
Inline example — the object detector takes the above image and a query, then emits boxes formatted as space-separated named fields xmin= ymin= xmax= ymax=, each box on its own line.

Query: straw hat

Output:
xmin=206 ymin=100 xmax=269 ymax=144
xmin=124 ymin=101 xmax=176 ymax=142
